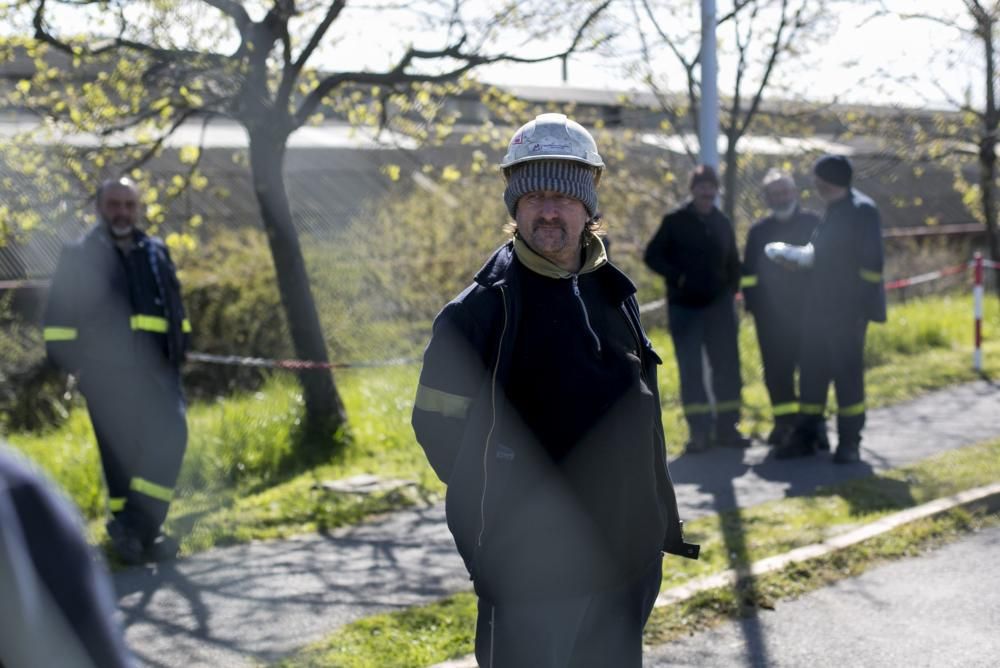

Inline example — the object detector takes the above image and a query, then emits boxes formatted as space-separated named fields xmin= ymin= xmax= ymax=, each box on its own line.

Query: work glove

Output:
xmin=764 ymin=241 xmax=815 ymax=269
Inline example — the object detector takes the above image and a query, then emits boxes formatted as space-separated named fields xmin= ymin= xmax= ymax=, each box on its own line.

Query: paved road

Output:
xmin=114 ymin=380 xmax=1000 ymax=667
xmin=645 ymin=523 xmax=1000 ymax=667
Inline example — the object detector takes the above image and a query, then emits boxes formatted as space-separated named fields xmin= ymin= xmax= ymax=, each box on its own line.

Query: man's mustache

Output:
xmin=532 ymin=217 xmax=565 ymax=228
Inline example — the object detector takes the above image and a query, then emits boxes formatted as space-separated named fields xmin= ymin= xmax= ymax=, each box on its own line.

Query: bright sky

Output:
xmin=473 ymin=2 xmax=976 ymax=111
xmin=17 ymin=1 xmax=980 ymax=111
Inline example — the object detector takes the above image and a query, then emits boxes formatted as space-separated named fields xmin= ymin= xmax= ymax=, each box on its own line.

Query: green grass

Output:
xmin=3 ymin=293 xmax=998 ymax=552
xmin=274 ymin=438 xmax=1000 ymax=667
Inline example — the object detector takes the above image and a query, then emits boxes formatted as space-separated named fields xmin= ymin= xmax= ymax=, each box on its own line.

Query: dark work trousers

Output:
xmin=668 ymin=295 xmax=743 ymax=439
xmin=798 ymin=318 xmax=868 ymax=443
xmin=753 ymin=312 xmax=803 ymax=427
xmin=82 ymin=367 xmax=187 ymax=544
xmin=474 ymin=558 xmax=662 ymax=668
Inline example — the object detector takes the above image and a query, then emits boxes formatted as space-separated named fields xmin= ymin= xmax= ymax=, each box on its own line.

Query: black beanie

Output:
xmin=813 ymin=155 xmax=853 ymax=187
xmin=504 ymin=160 xmax=599 ymax=219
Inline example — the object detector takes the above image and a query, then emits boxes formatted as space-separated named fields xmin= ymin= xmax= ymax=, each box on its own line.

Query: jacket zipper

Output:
xmin=571 ymin=275 xmax=602 ymax=354
xmin=478 ymin=285 xmax=508 ymax=548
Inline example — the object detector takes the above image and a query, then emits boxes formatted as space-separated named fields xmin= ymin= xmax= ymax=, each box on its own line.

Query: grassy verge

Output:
xmin=273 ymin=438 xmax=1000 ymax=667
xmin=3 ymin=294 xmax=998 ymax=554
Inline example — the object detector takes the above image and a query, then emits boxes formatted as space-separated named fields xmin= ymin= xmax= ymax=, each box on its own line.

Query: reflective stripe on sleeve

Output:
xmin=859 ymin=269 xmax=883 ymax=284
xmin=182 ymin=318 xmax=192 ymax=333
xmin=838 ymin=401 xmax=866 ymax=417
xmin=130 ymin=315 xmax=169 ymax=333
xmin=740 ymin=275 xmax=758 ymax=288
xmin=130 ymin=477 xmax=173 ymax=503
xmin=43 ymin=326 xmax=78 ymax=341
xmin=415 ymin=384 xmax=473 ymax=420
xmin=108 ymin=497 xmax=126 ymax=512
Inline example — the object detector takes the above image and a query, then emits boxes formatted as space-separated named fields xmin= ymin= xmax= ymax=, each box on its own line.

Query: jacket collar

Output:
xmin=85 ymin=224 xmax=147 ymax=250
xmin=511 ymin=231 xmax=607 ymax=279
xmin=474 ymin=232 xmax=635 ymax=301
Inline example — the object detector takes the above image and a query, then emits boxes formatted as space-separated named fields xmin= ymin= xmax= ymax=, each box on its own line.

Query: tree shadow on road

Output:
xmin=668 ymin=445 xmax=773 ymax=666
xmin=112 ymin=502 xmax=466 ymax=666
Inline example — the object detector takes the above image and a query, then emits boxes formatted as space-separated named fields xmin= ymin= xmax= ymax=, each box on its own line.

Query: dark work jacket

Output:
xmin=0 ymin=449 xmax=134 ymax=668
xmin=43 ymin=226 xmax=190 ymax=379
xmin=742 ymin=207 xmax=822 ymax=319
xmin=644 ymin=202 xmax=741 ymax=307
xmin=807 ymin=189 xmax=887 ymax=325
xmin=412 ymin=234 xmax=697 ymax=602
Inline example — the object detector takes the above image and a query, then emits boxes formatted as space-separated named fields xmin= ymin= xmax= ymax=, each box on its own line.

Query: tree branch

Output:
xmin=293 ymin=0 xmax=612 ymax=128
xmin=277 ymin=0 xmax=346 ymax=108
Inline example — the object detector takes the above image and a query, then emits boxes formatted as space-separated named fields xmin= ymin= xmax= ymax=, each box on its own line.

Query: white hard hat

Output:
xmin=500 ymin=113 xmax=605 ymax=178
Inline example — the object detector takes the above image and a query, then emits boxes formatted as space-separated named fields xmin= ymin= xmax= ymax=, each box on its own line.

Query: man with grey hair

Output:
xmin=44 ymin=177 xmax=190 ymax=565
xmin=412 ymin=113 xmax=698 ymax=667
xmin=742 ymin=169 xmax=823 ymax=448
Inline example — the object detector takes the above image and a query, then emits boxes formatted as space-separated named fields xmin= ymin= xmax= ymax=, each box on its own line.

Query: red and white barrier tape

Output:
xmin=884 ymin=263 xmax=969 ymax=291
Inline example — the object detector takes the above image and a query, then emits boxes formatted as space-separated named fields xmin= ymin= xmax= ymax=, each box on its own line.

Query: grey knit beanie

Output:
xmin=503 ymin=160 xmax=599 ymax=219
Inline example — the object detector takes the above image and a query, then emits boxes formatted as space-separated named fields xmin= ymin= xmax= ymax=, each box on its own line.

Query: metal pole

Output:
xmin=699 ymin=0 xmax=719 ymax=168
xmin=974 ymin=252 xmax=984 ymax=372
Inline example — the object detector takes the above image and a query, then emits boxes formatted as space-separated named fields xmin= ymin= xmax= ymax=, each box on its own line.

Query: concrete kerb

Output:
xmin=429 ymin=482 xmax=1000 ymax=668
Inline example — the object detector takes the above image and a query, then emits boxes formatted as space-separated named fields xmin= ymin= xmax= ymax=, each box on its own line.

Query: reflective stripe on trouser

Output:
xmin=798 ymin=318 xmax=868 ymax=442
xmin=669 ymin=296 xmax=743 ymax=437
xmin=82 ymin=368 xmax=188 ymax=543
xmin=754 ymin=312 xmax=804 ymax=425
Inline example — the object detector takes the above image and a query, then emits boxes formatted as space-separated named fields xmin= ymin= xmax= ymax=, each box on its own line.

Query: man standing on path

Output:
xmin=44 ymin=177 xmax=191 ymax=564
xmin=644 ymin=165 xmax=750 ymax=453
xmin=742 ymin=169 xmax=824 ymax=448
xmin=771 ymin=155 xmax=887 ymax=463
xmin=412 ymin=113 xmax=698 ymax=667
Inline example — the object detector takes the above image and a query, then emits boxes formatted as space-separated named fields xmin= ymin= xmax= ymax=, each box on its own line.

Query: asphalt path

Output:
xmin=644 ymin=523 xmax=1000 ymax=667
xmin=114 ymin=380 xmax=1000 ymax=667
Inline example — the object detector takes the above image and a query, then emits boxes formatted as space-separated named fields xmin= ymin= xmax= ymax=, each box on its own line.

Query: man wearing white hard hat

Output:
xmin=412 ymin=113 xmax=698 ymax=667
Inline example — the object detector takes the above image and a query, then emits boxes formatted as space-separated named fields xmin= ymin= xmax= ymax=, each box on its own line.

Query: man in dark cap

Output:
xmin=645 ymin=164 xmax=749 ymax=453
xmin=770 ymin=154 xmax=886 ymax=463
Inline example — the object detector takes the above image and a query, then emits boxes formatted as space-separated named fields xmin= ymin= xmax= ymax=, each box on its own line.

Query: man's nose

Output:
xmin=539 ymin=199 xmax=561 ymax=219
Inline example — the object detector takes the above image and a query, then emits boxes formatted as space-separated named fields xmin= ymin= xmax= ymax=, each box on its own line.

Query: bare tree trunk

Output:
xmin=248 ymin=129 xmax=348 ymax=444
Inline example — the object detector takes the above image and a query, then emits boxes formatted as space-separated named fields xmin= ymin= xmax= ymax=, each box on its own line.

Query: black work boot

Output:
xmin=684 ymin=433 xmax=711 ymax=453
xmin=774 ymin=427 xmax=818 ymax=459
xmin=716 ymin=426 xmax=752 ymax=449
xmin=766 ymin=422 xmax=794 ymax=447
xmin=833 ymin=438 xmax=862 ymax=464
xmin=106 ymin=519 xmax=145 ymax=565
xmin=816 ymin=425 xmax=831 ymax=451
xmin=144 ymin=532 xmax=180 ymax=562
